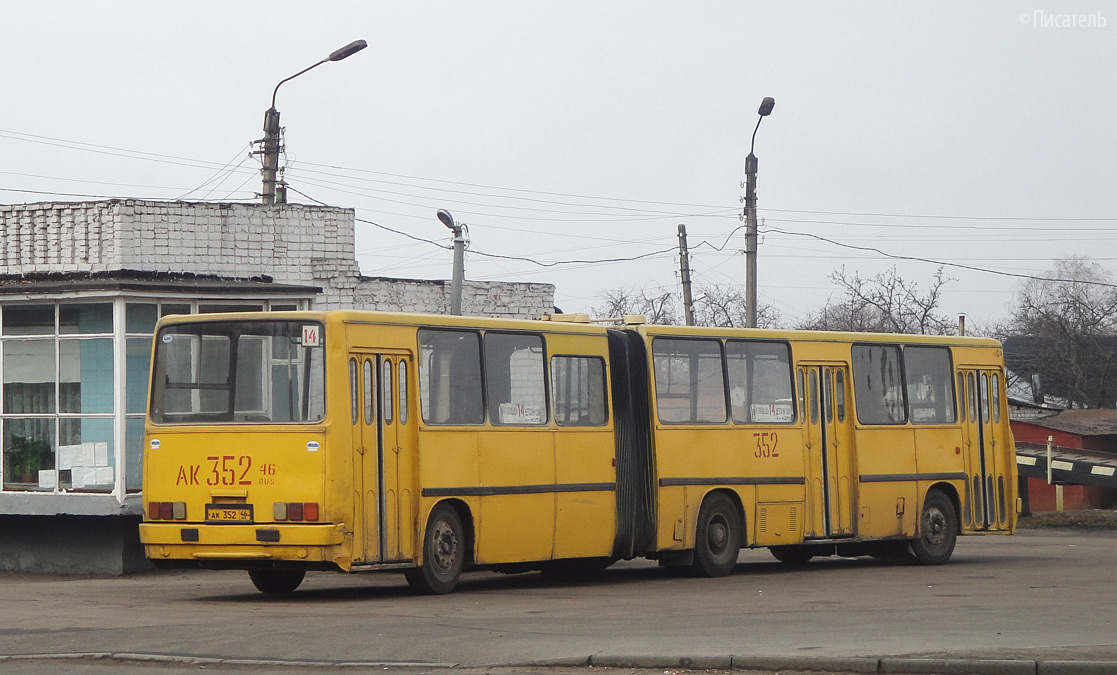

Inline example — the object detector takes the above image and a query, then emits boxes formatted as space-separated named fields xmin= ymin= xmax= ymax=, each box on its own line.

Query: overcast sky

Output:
xmin=2 ymin=2 xmax=1113 ymax=327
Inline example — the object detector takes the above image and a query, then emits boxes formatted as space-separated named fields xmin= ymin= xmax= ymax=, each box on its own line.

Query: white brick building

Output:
xmin=0 ymin=200 xmax=554 ymax=572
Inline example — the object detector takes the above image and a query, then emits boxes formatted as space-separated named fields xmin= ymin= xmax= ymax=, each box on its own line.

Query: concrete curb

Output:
xmin=879 ymin=658 xmax=1035 ymax=674
xmin=732 ymin=655 xmax=880 ymax=673
xmin=589 ymin=655 xmax=735 ymax=670
xmin=1037 ymin=662 xmax=1117 ymax=675
xmin=3 ymin=651 xmax=1117 ymax=674
xmin=0 ymin=652 xmax=458 ymax=669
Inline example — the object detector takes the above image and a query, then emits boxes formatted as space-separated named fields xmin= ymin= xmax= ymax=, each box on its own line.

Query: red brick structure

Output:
xmin=1012 ymin=410 xmax=1117 ymax=511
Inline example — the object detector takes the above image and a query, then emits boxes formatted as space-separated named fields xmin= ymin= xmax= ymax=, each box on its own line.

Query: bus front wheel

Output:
xmin=691 ymin=493 xmax=741 ymax=577
xmin=248 ymin=569 xmax=305 ymax=594
xmin=911 ymin=490 xmax=958 ymax=565
xmin=406 ymin=504 xmax=465 ymax=595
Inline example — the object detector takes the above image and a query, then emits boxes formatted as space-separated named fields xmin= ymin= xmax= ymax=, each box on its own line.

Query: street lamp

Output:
xmin=437 ymin=209 xmax=466 ymax=315
xmin=259 ymin=39 xmax=368 ymax=205
xmin=744 ymin=96 xmax=775 ymax=328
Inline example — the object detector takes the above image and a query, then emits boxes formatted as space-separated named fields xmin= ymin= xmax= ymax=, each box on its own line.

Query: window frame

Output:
xmin=550 ymin=354 xmax=609 ymax=427
xmin=724 ymin=338 xmax=796 ymax=425
xmin=417 ymin=327 xmax=486 ymax=426
xmin=651 ymin=336 xmax=728 ymax=425
xmin=902 ymin=345 xmax=957 ymax=426
xmin=150 ymin=319 xmax=326 ymax=425
xmin=851 ymin=343 xmax=907 ymax=425
xmin=483 ymin=331 xmax=549 ymax=427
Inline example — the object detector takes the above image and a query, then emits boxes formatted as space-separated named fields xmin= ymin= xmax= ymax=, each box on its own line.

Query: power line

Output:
xmin=288 ymin=164 xmax=716 ymax=216
xmin=4 ymin=128 xmax=1114 ymax=224
xmin=0 ymin=129 xmax=250 ymax=174
xmin=178 ymin=144 xmax=255 ymax=200
xmin=761 ymin=226 xmax=1117 ymax=289
xmin=763 ymin=208 xmax=1116 ymax=223
xmin=765 ymin=216 xmax=1117 ymax=233
xmin=295 ymin=174 xmax=733 ymax=223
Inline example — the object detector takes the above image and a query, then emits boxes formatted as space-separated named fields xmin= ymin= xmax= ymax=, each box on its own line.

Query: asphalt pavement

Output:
xmin=2 ymin=526 xmax=1116 ymax=675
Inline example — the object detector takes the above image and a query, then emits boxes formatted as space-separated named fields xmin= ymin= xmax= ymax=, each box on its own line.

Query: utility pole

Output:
xmin=744 ymin=155 xmax=758 ymax=328
xmin=678 ymin=224 xmax=695 ymax=326
xmin=744 ymin=96 xmax=775 ymax=328
xmin=257 ymin=39 xmax=368 ymax=205
xmin=437 ymin=209 xmax=466 ymax=315
xmin=261 ymin=108 xmax=282 ymax=205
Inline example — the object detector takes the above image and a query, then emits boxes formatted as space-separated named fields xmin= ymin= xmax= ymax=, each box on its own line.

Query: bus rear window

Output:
xmin=150 ymin=320 xmax=325 ymax=424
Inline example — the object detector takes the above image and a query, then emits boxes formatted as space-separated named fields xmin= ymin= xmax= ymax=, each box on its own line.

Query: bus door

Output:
xmin=350 ymin=351 xmax=414 ymax=564
xmin=799 ymin=364 xmax=855 ymax=538
xmin=958 ymin=368 xmax=1007 ymax=530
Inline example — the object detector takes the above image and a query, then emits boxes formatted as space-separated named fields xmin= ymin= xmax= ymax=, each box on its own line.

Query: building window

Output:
xmin=1 ymin=297 xmax=308 ymax=497
xmin=1 ymin=304 xmax=115 ymax=493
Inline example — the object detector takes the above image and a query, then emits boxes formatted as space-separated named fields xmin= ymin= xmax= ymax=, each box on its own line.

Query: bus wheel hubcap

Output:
xmin=924 ymin=509 xmax=946 ymax=547
xmin=432 ymin=523 xmax=457 ymax=570
xmin=709 ymin=519 xmax=728 ymax=551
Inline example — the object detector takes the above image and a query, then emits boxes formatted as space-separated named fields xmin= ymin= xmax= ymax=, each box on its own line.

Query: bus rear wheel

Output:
xmin=691 ymin=493 xmax=741 ymax=577
xmin=911 ymin=489 xmax=958 ymax=565
xmin=248 ymin=569 xmax=305 ymax=594
xmin=406 ymin=503 xmax=465 ymax=595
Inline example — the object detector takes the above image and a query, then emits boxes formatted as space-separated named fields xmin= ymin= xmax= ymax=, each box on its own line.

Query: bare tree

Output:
xmin=691 ymin=284 xmax=781 ymax=329
xmin=593 ymin=283 xmax=780 ymax=328
xmin=593 ymin=285 xmax=680 ymax=325
xmin=798 ymin=266 xmax=955 ymax=335
xmin=1002 ymin=256 xmax=1117 ymax=409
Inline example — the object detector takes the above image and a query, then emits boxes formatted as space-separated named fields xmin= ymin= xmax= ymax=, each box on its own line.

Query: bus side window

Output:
xmin=808 ymin=369 xmax=819 ymax=425
xmin=484 ymin=332 xmax=547 ymax=425
xmin=551 ymin=355 xmax=607 ymax=426
xmin=797 ymin=370 xmax=806 ymax=424
xmin=349 ymin=358 xmax=359 ymax=425
xmin=992 ymin=373 xmax=1001 ymax=423
xmin=980 ymin=373 xmax=990 ymax=423
xmin=652 ymin=338 xmax=726 ymax=424
xmin=363 ymin=359 xmax=374 ymax=425
xmin=967 ymin=372 xmax=977 ymax=422
xmin=903 ymin=346 xmax=955 ymax=424
xmin=725 ymin=340 xmax=794 ymax=424
xmin=418 ymin=329 xmax=484 ymax=425
xmin=957 ymin=373 xmax=966 ymax=421
xmin=852 ymin=344 xmax=906 ymax=424
xmin=382 ymin=359 xmax=394 ymax=424
xmin=398 ymin=360 xmax=409 ymax=424
xmin=823 ymin=368 xmax=833 ymax=423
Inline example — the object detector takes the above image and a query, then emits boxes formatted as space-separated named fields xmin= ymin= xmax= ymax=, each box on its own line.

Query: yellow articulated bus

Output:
xmin=139 ymin=310 xmax=1016 ymax=594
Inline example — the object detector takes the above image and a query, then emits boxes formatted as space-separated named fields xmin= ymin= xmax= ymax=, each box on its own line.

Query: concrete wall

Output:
xmin=0 ymin=200 xmax=555 ymax=318
xmin=354 ymin=277 xmax=555 ymax=318
xmin=0 ymin=515 xmax=150 ymax=574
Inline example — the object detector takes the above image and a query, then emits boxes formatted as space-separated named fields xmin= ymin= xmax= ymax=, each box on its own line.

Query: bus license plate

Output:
xmin=205 ymin=504 xmax=254 ymax=523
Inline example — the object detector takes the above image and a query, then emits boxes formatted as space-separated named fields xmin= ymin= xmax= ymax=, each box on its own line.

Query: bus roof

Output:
xmin=153 ymin=309 xmax=1002 ymax=348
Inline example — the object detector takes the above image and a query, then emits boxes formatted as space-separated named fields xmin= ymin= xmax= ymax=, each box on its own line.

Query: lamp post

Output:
xmin=260 ymin=39 xmax=368 ymax=205
xmin=437 ymin=209 xmax=466 ymax=315
xmin=744 ymin=96 xmax=775 ymax=328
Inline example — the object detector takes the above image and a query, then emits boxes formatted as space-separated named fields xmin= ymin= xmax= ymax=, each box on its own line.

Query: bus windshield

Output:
xmin=150 ymin=320 xmax=325 ymax=424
